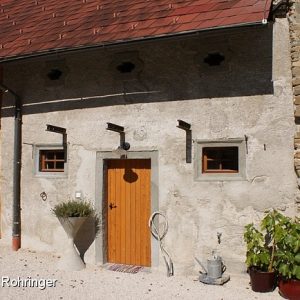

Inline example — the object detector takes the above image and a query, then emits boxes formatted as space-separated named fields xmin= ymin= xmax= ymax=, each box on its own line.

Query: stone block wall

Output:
xmin=289 ymin=0 xmax=300 ymax=210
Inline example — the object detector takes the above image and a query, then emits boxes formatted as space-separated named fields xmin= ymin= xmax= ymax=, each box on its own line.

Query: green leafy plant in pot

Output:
xmin=52 ymin=199 xmax=96 ymax=271
xmin=244 ymin=210 xmax=279 ymax=293
xmin=273 ymin=214 xmax=300 ymax=300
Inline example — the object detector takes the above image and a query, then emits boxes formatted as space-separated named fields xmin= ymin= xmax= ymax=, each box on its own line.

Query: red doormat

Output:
xmin=107 ymin=264 xmax=144 ymax=274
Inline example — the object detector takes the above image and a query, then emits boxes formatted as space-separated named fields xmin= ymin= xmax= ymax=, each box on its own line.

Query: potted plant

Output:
xmin=274 ymin=214 xmax=300 ymax=300
xmin=243 ymin=210 xmax=279 ymax=292
xmin=52 ymin=199 xmax=96 ymax=271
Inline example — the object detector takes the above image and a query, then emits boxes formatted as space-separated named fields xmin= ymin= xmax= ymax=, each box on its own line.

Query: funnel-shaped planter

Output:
xmin=57 ymin=217 xmax=87 ymax=271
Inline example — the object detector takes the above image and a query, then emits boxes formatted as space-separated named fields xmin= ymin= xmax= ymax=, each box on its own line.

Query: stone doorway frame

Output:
xmin=95 ymin=150 xmax=159 ymax=267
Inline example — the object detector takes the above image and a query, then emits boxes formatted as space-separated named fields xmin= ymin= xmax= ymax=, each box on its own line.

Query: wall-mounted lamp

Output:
xmin=113 ymin=144 xmax=130 ymax=157
xmin=46 ymin=124 xmax=67 ymax=162
xmin=75 ymin=191 xmax=82 ymax=200
xmin=177 ymin=119 xmax=192 ymax=163
xmin=0 ymin=83 xmax=19 ymax=97
xmin=106 ymin=122 xmax=130 ymax=157
xmin=0 ymin=86 xmax=8 ymax=93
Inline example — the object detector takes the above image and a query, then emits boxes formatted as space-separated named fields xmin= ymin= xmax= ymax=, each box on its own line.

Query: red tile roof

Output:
xmin=0 ymin=0 xmax=272 ymax=61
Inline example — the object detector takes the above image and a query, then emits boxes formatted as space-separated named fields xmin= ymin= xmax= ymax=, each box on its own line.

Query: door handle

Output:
xmin=109 ymin=203 xmax=117 ymax=210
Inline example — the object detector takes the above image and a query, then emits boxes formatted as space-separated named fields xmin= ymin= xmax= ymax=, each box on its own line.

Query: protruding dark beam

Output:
xmin=177 ymin=119 xmax=192 ymax=163
xmin=46 ymin=124 xmax=66 ymax=134
xmin=106 ymin=122 xmax=124 ymax=133
xmin=106 ymin=122 xmax=126 ymax=148
xmin=177 ymin=119 xmax=191 ymax=131
xmin=244 ymin=135 xmax=249 ymax=154
xmin=46 ymin=124 xmax=67 ymax=162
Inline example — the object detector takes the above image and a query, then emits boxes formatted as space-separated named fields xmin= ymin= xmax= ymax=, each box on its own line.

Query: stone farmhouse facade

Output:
xmin=0 ymin=0 xmax=299 ymax=275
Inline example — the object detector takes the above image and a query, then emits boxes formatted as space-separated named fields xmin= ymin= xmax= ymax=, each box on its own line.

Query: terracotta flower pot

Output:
xmin=249 ymin=268 xmax=277 ymax=293
xmin=278 ymin=278 xmax=300 ymax=300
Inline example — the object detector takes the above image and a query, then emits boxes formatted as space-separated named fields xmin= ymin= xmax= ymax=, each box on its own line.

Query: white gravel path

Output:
xmin=0 ymin=241 xmax=283 ymax=300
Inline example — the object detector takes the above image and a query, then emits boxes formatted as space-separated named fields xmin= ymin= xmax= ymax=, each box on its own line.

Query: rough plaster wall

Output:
xmin=0 ymin=19 xmax=298 ymax=275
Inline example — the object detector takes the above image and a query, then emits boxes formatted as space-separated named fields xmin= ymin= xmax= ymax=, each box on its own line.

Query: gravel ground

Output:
xmin=0 ymin=241 xmax=283 ymax=300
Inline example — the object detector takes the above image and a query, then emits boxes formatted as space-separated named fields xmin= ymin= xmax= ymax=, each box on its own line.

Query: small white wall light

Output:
xmin=75 ymin=191 xmax=82 ymax=200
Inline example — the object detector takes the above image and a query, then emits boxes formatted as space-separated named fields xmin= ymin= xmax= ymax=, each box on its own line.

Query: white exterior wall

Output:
xmin=0 ymin=19 xmax=298 ymax=275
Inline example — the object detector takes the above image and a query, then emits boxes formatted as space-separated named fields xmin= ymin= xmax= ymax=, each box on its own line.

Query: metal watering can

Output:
xmin=207 ymin=255 xmax=226 ymax=279
xmin=196 ymin=251 xmax=226 ymax=279
xmin=197 ymin=234 xmax=230 ymax=285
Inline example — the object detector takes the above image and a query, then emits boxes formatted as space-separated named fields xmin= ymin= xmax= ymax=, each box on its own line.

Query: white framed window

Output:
xmin=34 ymin=144 xmax=67 ymax=177
xmin=194 ymin=138 xmax=246 ymax=181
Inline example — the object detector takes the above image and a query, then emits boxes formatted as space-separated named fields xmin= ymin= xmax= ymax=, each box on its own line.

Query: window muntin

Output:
xmin=202 ymin=147 xmax=238 ymax=173
xmin=39 ymin=149 xmax=65 ymax=172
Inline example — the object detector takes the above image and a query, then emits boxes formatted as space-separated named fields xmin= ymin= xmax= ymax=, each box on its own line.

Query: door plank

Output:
xmin=115 ymin=164 xmax=121 ymax=263
xmin=107 ymin=161 xmax=115 ymax=262
xmin=130 ymin=161 xmax=136 ymax=265
xmin=135 ymin=160 xmax=141 ymax=266
xmin=125 ymin=159 xmax=131 ymax=264
xmin=141 ymin=161 xmax=151 ymax=266
xmin=140 ymin=163 xmax=145 ymax=266
xmin=107 ymin=162 xmax=111 ymax=261
xmin=111 ymin=160 xmax=117 ymax=262
xmin=144 ymin=160 xmax=151 ymax=265
xmin=140 ymin=159 xmax=145 ymax=266
xmin=120 ymin=161 xmax=126 ymax=263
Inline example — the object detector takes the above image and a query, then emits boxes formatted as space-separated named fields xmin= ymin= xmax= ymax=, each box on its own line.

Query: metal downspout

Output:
xmin=0 ymin=83 xmax=22 ymax=251
xmin=12 ymin=94 xmax=22 ymax=251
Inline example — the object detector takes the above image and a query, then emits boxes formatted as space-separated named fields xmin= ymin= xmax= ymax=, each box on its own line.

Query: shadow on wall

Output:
xmin=74 ymin=215 xmax=101 ymax=261
xmin=1 ymin=26 xmax=273 ymax=117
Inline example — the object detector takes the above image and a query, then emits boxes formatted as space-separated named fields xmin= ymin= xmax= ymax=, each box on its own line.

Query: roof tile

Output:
xmin=0 ymin=0 xmax=272 ymax=60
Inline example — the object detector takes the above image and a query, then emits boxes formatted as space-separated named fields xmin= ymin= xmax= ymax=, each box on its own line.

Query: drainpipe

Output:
xmin=0 ymin=83 xmax=22 ymax=251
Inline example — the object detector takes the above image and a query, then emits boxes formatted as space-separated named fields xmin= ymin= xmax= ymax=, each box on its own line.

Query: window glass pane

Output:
xmin=45 ymin=152 xmax=55 ymax=159
xmin=203 ymin=147 xmax=238 ymax=173
xmin=56 ymin=151 xmax=64 ymax=160
xmin=222 ymin=148 xmax=237 ymax=159
xmin=204 ymin=148 xmax=218 ymax=159
xmin=222 ymin=161 xmax=238 ymax=171
xmin=207 ymin=160 xmax=220 ymax=170
xmin=56 ymin=161 xmax=64 ymax=169
xmin=45 ymin=161 xmax=55 ymax=169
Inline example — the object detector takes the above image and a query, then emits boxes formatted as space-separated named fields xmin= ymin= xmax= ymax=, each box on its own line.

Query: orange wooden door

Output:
xmin=107 ymin=159 xmax=151 ymax=267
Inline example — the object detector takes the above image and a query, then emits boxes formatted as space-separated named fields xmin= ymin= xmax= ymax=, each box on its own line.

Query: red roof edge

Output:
xmin=0 ymin=20 xmax=268 ymax=63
